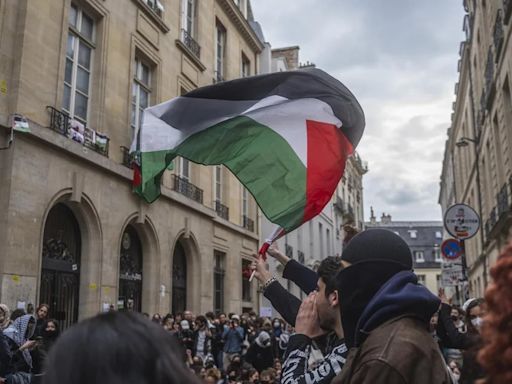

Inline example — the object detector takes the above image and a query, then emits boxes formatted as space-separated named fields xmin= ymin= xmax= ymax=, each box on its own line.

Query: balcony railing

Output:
xmin=215 ymin=200 xmax=229 ymax=220
xmin=493 ymin=9 xmax=505 ymax=61
xmin=172 ymin=174 xmax=203 ymax=204
xmin=242 ymin=215 xmax=254 ymax=232
xmin=46 ymin=106 xmax=110 ymax=157
xmin=120 ymin=146 xmax=134 ymax=168
xmin=181 ymin=29 xmax=201 ymax=59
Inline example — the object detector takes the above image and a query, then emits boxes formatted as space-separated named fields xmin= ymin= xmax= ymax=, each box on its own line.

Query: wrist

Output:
xmin=262 ymin=276 xmax=277 ymax=290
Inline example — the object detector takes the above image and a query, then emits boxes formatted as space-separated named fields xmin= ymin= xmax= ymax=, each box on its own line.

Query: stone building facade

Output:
xmin=439 ymin=0 xmax=512 ymax=298
xmin=0 ymin=0 xmax=266 ymax=327
xmin=365 ymin=214 xmax=443 ymax=295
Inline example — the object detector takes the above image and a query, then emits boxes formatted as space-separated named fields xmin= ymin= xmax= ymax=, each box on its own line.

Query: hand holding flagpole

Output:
xmin=249 ymin=225 xmax=284 ymax=282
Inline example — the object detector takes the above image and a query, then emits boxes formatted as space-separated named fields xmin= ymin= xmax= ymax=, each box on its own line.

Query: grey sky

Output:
xmin=251 ymin=0 xmax=465 ymax=221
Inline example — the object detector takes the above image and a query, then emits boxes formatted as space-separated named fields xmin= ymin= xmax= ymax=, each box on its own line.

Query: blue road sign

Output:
xmin=441 ymin=239 xmax=462 ymax=260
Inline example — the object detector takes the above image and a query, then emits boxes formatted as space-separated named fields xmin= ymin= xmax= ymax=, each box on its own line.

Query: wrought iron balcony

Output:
xmin=242 ymin=215 xmax=254 ymax=232
xmin=120 ymin=146 xmax=134 ymax=169
xmin=215 ymin=200 xmax=229 ymax=220
xmin=172 ymin=174 xmax=203 ymax=204
xmin=181 ymin=29 xmax=201 ymax=59
xmin=493 ymin=9 xmax=504 ymax=61
xmin=46 ymin=106 xmax=110 ymax=157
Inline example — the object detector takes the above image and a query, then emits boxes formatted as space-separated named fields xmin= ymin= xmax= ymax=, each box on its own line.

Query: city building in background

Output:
xmin=439 ymin=0 xmax=512 ymax=298
xmin=0 ymin=0 xmax=267 ymax=328
xmin=366 ymin=212 xmax=443 ymax=295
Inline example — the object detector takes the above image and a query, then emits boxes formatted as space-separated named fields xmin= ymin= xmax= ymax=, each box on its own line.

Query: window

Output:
xmin=417 ymin=274 xmax=426 ymax=285
xmin=131 ymin=58 xmax=152 ymax=135
xmin=408 ymin=230 xmax=417 ymax=239
xmin=319 ymin=223 xmax=324 ymax=258
xmin=64 ymin=4 xmax=95 ymax=123
xmin=434 ymin=246 xmax=442 ymax=262
xmin=326 ymin=228 xmax=331 ymax=256
xmin=241 ymin=54 xmax=250 ymax=77
xmin=213 ymin=251 xmax=225 ymax=314
xmin=185 ymin=0 xmax=196 ymax=36
xmin=214 ymin=165 xmax=222 ymax=202
xmin=179 ymin=158 xmax=189 ymax=180
xmin=241 ymin=187 xmax=248 ymax=218
xmin=435 ymin=231 xmax=442 ymax=239
xmin=414 ymin=251 xmax=425 ymax=263
xmin=242 ymin=259 xmax=251 ymax=302
xmin=215 ymin=21 xmax=226 ymax=82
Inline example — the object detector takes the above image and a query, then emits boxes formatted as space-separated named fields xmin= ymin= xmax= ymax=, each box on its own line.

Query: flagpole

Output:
xmin=249 ymin=225 xmax=284 ymax=282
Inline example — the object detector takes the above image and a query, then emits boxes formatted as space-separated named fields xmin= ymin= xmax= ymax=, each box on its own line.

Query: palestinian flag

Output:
xmin=131 ymin=68 xmax=365 ymax=233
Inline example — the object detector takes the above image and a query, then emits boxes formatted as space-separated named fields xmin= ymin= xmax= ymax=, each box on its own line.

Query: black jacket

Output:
xmin=245 ymin=342 xmax=274 ymax=372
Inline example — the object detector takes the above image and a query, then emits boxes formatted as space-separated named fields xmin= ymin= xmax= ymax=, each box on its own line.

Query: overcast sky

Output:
xmin=251 ymin=0 xmax=465 ymax=222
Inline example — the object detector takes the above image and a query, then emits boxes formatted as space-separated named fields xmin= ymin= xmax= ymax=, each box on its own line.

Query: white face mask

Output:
xmin=471 ymin=316 xmax=483 ymax=330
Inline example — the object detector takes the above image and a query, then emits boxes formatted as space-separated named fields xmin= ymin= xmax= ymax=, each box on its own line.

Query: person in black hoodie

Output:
xmin=333 ymin=229 xmax=451 ymax=384
xmin=245 ymin=331 xmax=274 ymax=373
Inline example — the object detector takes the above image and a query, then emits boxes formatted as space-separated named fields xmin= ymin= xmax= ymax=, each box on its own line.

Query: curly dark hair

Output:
xmin=317 ymin=256 xmax=344 ymax=297
xmin=478 ymin=242 xmax=512 ymax=384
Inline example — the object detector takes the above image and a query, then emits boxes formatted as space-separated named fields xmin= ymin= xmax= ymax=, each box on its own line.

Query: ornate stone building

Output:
xmin=439 ymin=0 xmax=512 ymax=298
xmin=0 ymin=0 xmax=266 ymax=327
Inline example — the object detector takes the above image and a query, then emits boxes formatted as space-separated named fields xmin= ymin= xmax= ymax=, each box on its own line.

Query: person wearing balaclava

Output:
xmin=333 ymin=229 xmax=451 ymax=384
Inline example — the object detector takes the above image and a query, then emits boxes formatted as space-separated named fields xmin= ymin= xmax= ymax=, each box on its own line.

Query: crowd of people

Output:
xmin=1 ymin=229 xmax=511 ymax=384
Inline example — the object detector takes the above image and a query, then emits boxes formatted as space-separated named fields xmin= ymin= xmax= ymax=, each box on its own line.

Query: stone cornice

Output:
xmin=216 ymin=0 xmax=264 ymax=53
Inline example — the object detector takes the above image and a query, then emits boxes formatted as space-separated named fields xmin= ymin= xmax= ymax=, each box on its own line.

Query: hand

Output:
xmin=295 ymin=292 xmax=326 ymax=339
xmin=20 ymin=340 xmax=37 ymax=351
xmin=266 ymin=242 xmax=289 ymax=265
xmin=438 ymin=288 xmax=451 ymax=305
xmin=250 ymin=254 xmax=272 ymax=284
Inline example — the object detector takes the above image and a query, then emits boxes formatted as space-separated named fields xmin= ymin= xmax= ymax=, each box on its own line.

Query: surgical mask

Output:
xmin=471 ymin=316 xmax=483 ymax=330
xmin=273 ymin=322 xmax=280 ymax=328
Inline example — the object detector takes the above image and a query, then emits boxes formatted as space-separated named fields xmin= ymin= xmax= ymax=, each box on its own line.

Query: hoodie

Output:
xmin=354 ymin=270 xmax=440 ymax=346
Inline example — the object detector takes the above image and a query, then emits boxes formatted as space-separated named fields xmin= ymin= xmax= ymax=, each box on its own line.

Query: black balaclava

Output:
xmin=337 ymin=229 xmax=413 ymax=348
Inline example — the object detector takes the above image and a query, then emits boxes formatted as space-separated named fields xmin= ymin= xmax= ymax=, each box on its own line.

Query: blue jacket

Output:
xmin=222 ymin=326 xmax=244 ymax=353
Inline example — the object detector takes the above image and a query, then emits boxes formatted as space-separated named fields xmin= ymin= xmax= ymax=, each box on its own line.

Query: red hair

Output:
xmin=478 ymin=242 xmax=512 ymax=384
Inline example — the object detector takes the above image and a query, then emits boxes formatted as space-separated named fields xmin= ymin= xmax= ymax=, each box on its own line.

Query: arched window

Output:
xmin=40 ymin=203 xmax=81 ymax=329
xmin=118 ymin=225 xmax=143 ymax=312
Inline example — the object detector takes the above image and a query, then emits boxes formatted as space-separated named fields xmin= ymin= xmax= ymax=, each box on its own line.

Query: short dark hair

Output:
xmin=317 ymin=256 xmax=344 ymax=297
xmin=43 ymin=312 xmax=200 ymax=384
xmin=10 ymin=308 xmax=26 ymax=321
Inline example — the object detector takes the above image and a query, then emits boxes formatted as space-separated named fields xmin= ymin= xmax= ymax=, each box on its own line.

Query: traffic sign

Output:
xmin=441 ymin=262 xmax=464 ymax=286
xmin=444 ymin=204 xmax=480 ymax=240
xmin=441 ymin=238 xmax=462 ymax=260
